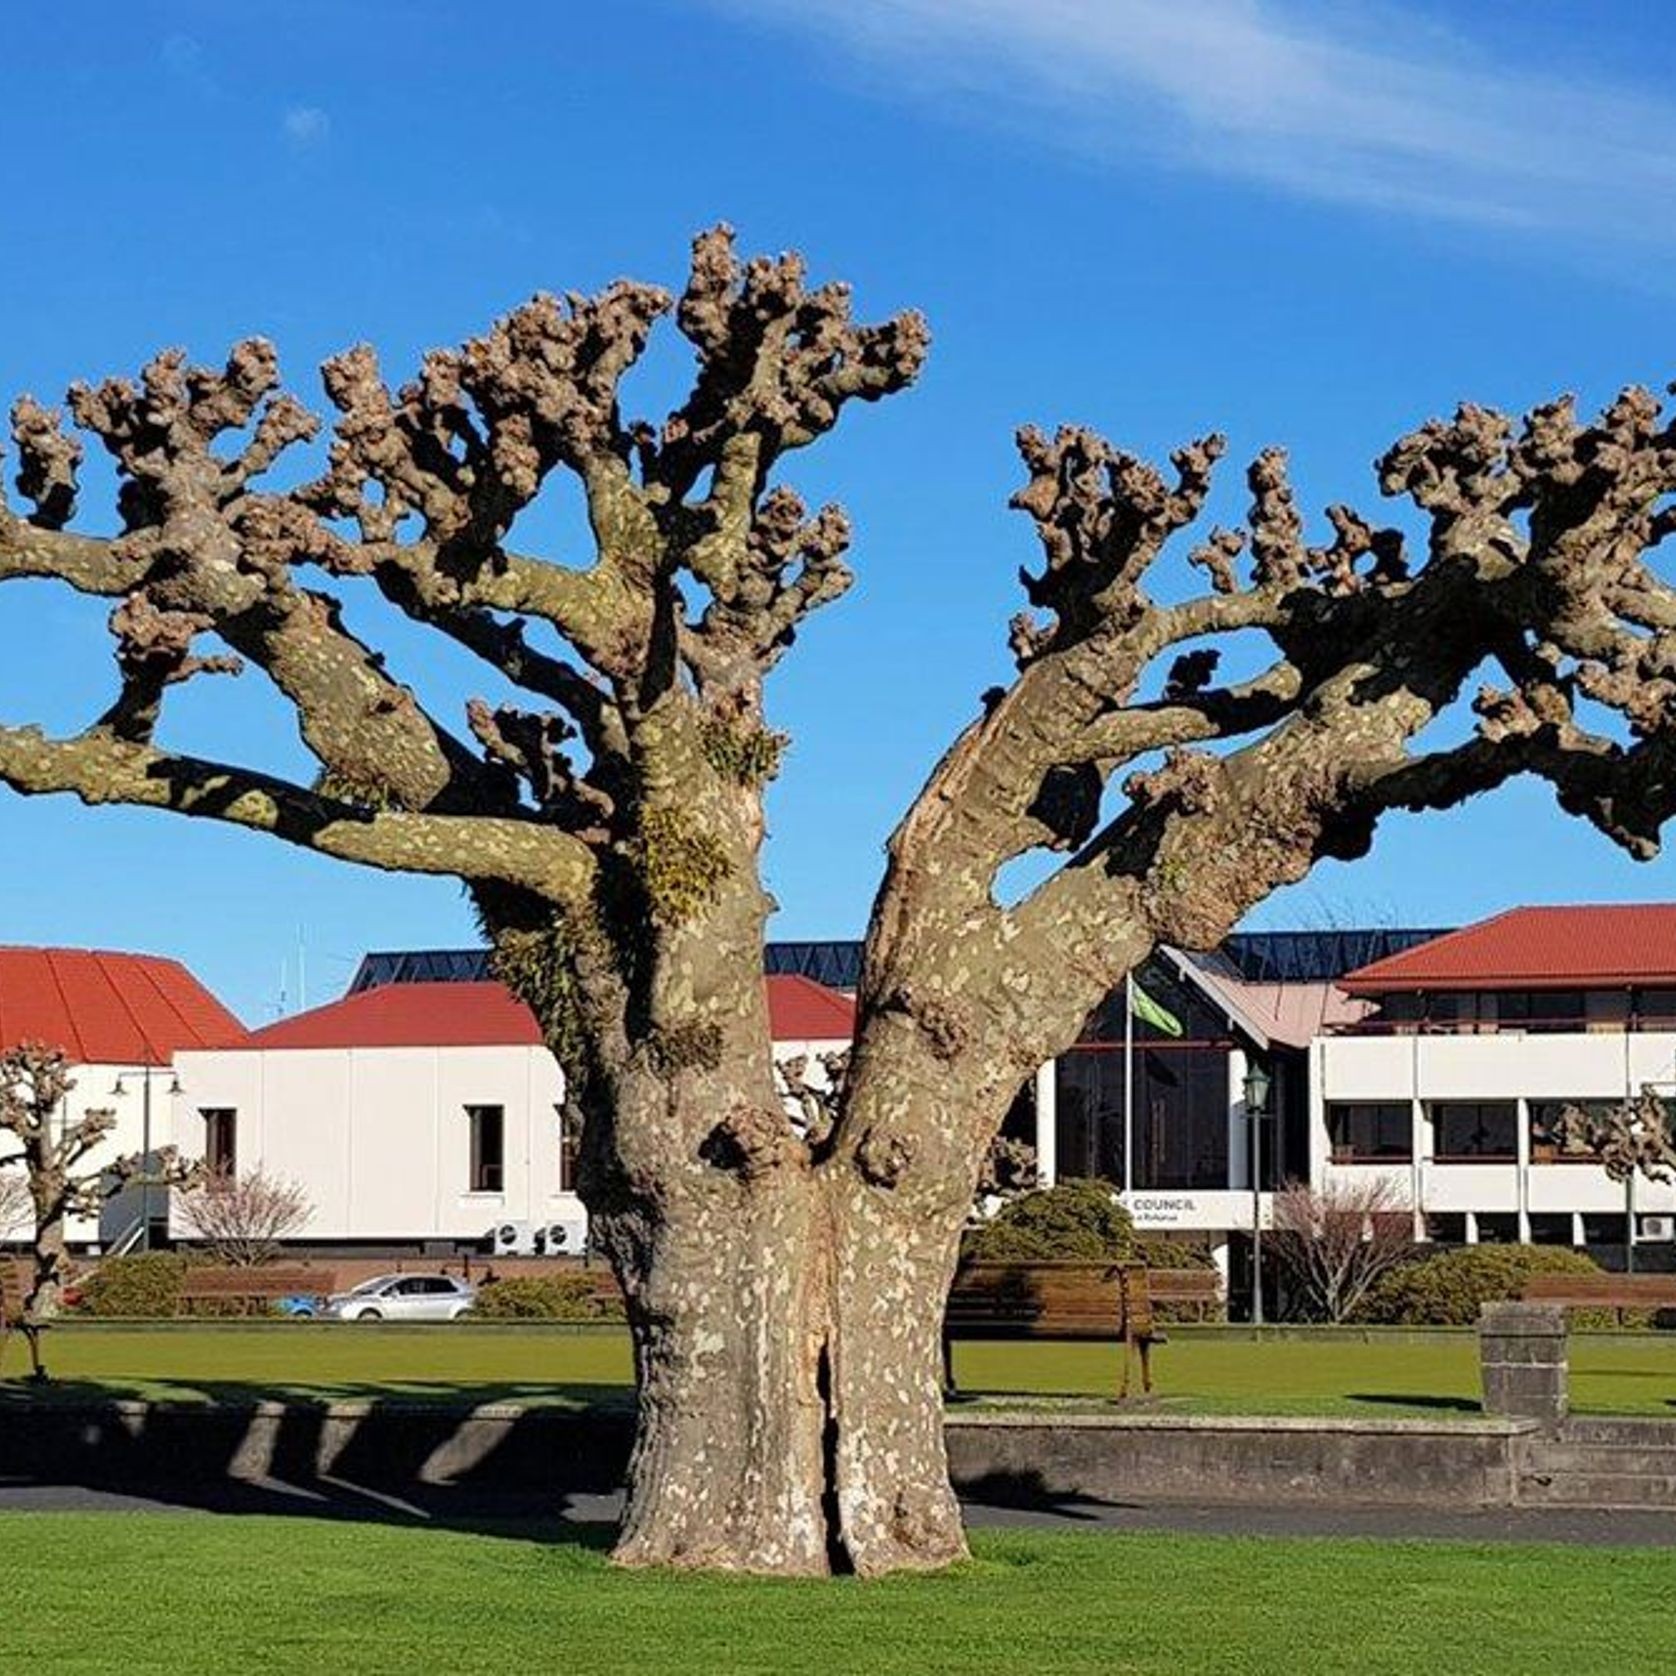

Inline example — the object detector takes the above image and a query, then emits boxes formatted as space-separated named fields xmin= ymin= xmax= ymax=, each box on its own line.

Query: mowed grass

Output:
xmin=5 ymin=1512 xmax=1675 ymax=1676
xmin=6 ymin=1324 xmax=1676 ymax=1415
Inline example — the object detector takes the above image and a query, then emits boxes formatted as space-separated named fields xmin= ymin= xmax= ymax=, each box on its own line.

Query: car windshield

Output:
xmin=347 ymin=1277 xmax=396 ymax=1296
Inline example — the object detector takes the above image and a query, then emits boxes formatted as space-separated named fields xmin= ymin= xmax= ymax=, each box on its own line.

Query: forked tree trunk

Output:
xmin=594 ymin=1059 xmax=984 ymax=1576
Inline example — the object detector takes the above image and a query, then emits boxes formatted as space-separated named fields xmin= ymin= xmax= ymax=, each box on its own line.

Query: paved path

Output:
xmin=4 ymin=1480 xmax=1675 ymax=1547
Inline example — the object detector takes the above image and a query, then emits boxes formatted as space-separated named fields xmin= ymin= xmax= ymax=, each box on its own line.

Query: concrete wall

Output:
xmin=0 ymin=1394 xmax=1541 ymax=1512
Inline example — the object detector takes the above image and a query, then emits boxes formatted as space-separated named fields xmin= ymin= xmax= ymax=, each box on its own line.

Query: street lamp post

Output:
xmin=1242 ymin=1058 xmax=1272 ymax=1327
xmin=110 ymin=1062 xmax=183 ymax=1253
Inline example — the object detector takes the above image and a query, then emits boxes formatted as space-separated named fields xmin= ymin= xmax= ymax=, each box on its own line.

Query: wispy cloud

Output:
xmin=712 ymin=0 xmax=1676 ymax=247
xmin=282 ymin=106 xmax=331 ymax=149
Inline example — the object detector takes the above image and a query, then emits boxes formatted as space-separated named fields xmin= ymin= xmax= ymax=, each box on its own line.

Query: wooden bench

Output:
xmin=1522 ymin=1273 xmax=1676 ymax=1323
xmin=943 ymin=1260 xmax=1222 ymax=1399
xmin=178 ymin=1266 xmax=337 ymax=1316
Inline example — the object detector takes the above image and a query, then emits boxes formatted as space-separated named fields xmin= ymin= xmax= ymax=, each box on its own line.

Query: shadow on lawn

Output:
xmin=0 ymin=1377 xmax=634 ymax=1546
xmin=1344 ymin=1393 xmax=1481 ymax=1414
xmin=955 ymin=1468 xmax=1137 ymax=1522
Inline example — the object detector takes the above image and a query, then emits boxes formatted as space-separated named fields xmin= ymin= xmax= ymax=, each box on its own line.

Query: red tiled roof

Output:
xmin=0 ymin=947 xmax=246 ymax=1063
xmin=1341 ymin=905 xmax=1676 ymax=992
xmin=246 ymin=973 xmax=856 ymax=1050
xmin=764 ymin=973 xmax=856 ymax=1041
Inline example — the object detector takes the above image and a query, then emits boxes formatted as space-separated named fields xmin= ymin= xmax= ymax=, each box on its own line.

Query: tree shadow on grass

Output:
xmin=0 ymin=1377 xmax=634 ymax=1547
xmin=1343 ymin=1393 xmax=1482 ymax=1414
xmin=953 ymin=1468 xmax=1139 ymax=1522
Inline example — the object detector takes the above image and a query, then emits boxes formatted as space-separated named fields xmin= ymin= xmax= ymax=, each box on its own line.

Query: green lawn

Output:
xmin=8 ymin=1324 xmax=1676 ymax=1417
xmin=4 ymin=1513 xmax=1673 ymax=1675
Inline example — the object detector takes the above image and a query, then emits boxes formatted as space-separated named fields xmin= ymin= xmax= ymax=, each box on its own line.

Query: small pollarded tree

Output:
xmin=5 ymin=228 xmax=1676 ymax=1570
xmin=177 ymin=1167 xmax=314 ymax=1267
xmin=0 ymin=1042 xmax=195 ymax=1376
xmin=1268 ymin=1177 xmax=1415 ymax=1323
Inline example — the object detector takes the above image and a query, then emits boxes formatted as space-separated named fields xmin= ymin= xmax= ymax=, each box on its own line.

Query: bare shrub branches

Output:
xmin=177 ymin=1169 xmax=314 ymax=1266
xmin=1268 ymin=1178 xmax=1415 ymax=1324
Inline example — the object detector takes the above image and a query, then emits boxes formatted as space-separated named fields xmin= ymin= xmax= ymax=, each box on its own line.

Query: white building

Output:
xmin=0 ymin=946 xmax=246 ymax=1250
xmin=169 ymin=968 xmax=856 ymax=1255
xmin=1315 ymin=905 xmax=1676 ymax=1249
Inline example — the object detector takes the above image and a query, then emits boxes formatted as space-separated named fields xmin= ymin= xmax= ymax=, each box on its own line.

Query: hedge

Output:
xmin=1357 ymin=1244 xmax=1616 ymax=1327
xmin=73 ymin=1253 xmax=191 ymax=1318
xmin=469 ymin=1271 xmax=625 ymax=1322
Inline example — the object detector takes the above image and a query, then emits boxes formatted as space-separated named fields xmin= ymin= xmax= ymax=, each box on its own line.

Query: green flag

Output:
xmin=1129 ymin=976 xmax=1184 ymax=1038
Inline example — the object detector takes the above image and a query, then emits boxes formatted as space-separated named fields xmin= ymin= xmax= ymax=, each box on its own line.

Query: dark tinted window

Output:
xmin=1431 ymin=1102 xmax=1518 ymax=1160
xmin=1327 ymin=1102 xmax=1411 ymax=1161
xmin=468 ymin=1105 xmax=505 ymax=1192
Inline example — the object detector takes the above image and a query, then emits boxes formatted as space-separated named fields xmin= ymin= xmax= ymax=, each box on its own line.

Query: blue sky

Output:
xmin=2 ymin=1 xmax=1674 ymax=1022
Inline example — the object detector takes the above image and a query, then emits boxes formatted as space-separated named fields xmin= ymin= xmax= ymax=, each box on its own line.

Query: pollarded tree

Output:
xmin=4 ymin=228 xmax=1676 ymax=1571
xmin=0 ymin=1042 xmax=196 ymax=1376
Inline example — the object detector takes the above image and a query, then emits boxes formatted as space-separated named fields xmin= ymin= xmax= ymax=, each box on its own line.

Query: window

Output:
xmin=556 ymin=1104 xmax=581 ymax=1193
xmin=1426 ymin=992 xmax=1478 ymax=1033
xmin=1326 ymin=1102 xmax=1411 ymax=1162
xmin=1636 ymin=988 xmax=1676 ymax=1029
xmin=1475 ymin=1213 xmax=1519 ymax=1244
xmin=1529 ymin=1099 xmax=1611 ymax=1162
xmin=1424 ymin=1212 xmax=1466 ymax=1244
xmin=467 ymin=1105 xmax=505 ymax=1193
xmin=1375 ymin=993 xmax=1423 ymax=1031
xmin=1430 ymin=1101 xmax=1518 ymax=1161
xmin=1493 ymin=991 xmax=1583 ymax=1031
xmin=201 ymin=1109 xmax=236 ymax=1177
xmin=1581 ymin=1213 xmax=1628 ymax=1247
xmin=1527 ymin=1213 xmax=1575 ymax=1246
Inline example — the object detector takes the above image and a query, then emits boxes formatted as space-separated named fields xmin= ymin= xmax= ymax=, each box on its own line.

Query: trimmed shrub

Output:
xmin=962 ymin=1179 xmax=1141 ymax=1262
xmin=469 ymin=1271 xmax=624 ymax=1322
xmin=74 ymin=1253 xmax=190 ymax=1318
xmin=1358 ymin=1245 xmax=1611 ymax=1327
xmin=960 ymin=1179 xmax=1219 ymax=1317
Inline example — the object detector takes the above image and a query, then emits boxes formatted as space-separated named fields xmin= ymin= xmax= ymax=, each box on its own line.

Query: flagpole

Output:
xmin=1123 ymin=971 xmax=1135 ymax=1203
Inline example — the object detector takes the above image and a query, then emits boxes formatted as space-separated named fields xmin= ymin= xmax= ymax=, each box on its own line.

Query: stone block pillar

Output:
xmin=1478 ymin=1302 xmax=1568 ymax=1423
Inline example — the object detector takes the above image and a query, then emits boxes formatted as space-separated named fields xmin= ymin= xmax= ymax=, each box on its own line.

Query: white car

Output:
xmin=322 ymin=1273 xmax=477 ymax=1322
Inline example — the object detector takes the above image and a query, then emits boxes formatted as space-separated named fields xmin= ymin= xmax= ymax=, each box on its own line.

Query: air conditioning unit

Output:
xmin=493 ymin=1219 xmax=537 ymax=1255
xmin=535 ymin=1214 xmax=589 ymax=1256
xmin=1637 ymin=1215 xmax=1674 ymax=1243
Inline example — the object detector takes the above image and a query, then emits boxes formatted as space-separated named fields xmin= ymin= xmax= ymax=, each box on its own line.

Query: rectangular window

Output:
xmin=555 ymin=1104 xmax=581 ymax=1193
xmin=1430 ymin=1101 xmax=1518 ymax=1161
xmin=1475 ymin=1213 xmax=1520 ymax=1244
xmin=1426 ymin=992 xmax=1478 ymax=1033
xmin=1529 ymin=1099 xmax=1611 ymax=1163
xmin=1494 ymin=990 xmax=1583 ymax=1031
xmin=467 ymin=1105 xmax=505 ymax=1193
xmin=1424 ymin=1212 xmax=1466 ymax=1244
xmin=1636 ymin=988 xmax=1676 ymax=1029
xmin=1527 ymin=1213 xmax=1575 ymax=1246
xmin=201 ymin=1108 xmax=236 ymax=1177
xmin=1326 ymin=1102 xmax=1411 ymax=1162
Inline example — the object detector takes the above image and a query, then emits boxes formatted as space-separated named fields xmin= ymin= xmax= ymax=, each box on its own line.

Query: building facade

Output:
xmin=168 ymin=971 xmax=855 ymax=1256
xmin=0 ymin=947 xmax=246 ymax=1249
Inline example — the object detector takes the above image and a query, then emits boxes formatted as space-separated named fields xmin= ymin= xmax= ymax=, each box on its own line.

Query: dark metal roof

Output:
xmin=1214 ymin=929 xmax=1448 ymax=984
xmin=762 ymin=940 xmax=864 ymax=991
xmin=350 ymin=928 xmax=1448 ymax=1000
xmin=349 ymin=949 xmax=492 ymax=992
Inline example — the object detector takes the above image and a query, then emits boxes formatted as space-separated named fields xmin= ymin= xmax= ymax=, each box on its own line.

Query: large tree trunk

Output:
xmin=592 ymin=1042 xmax=984 ymax=1576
